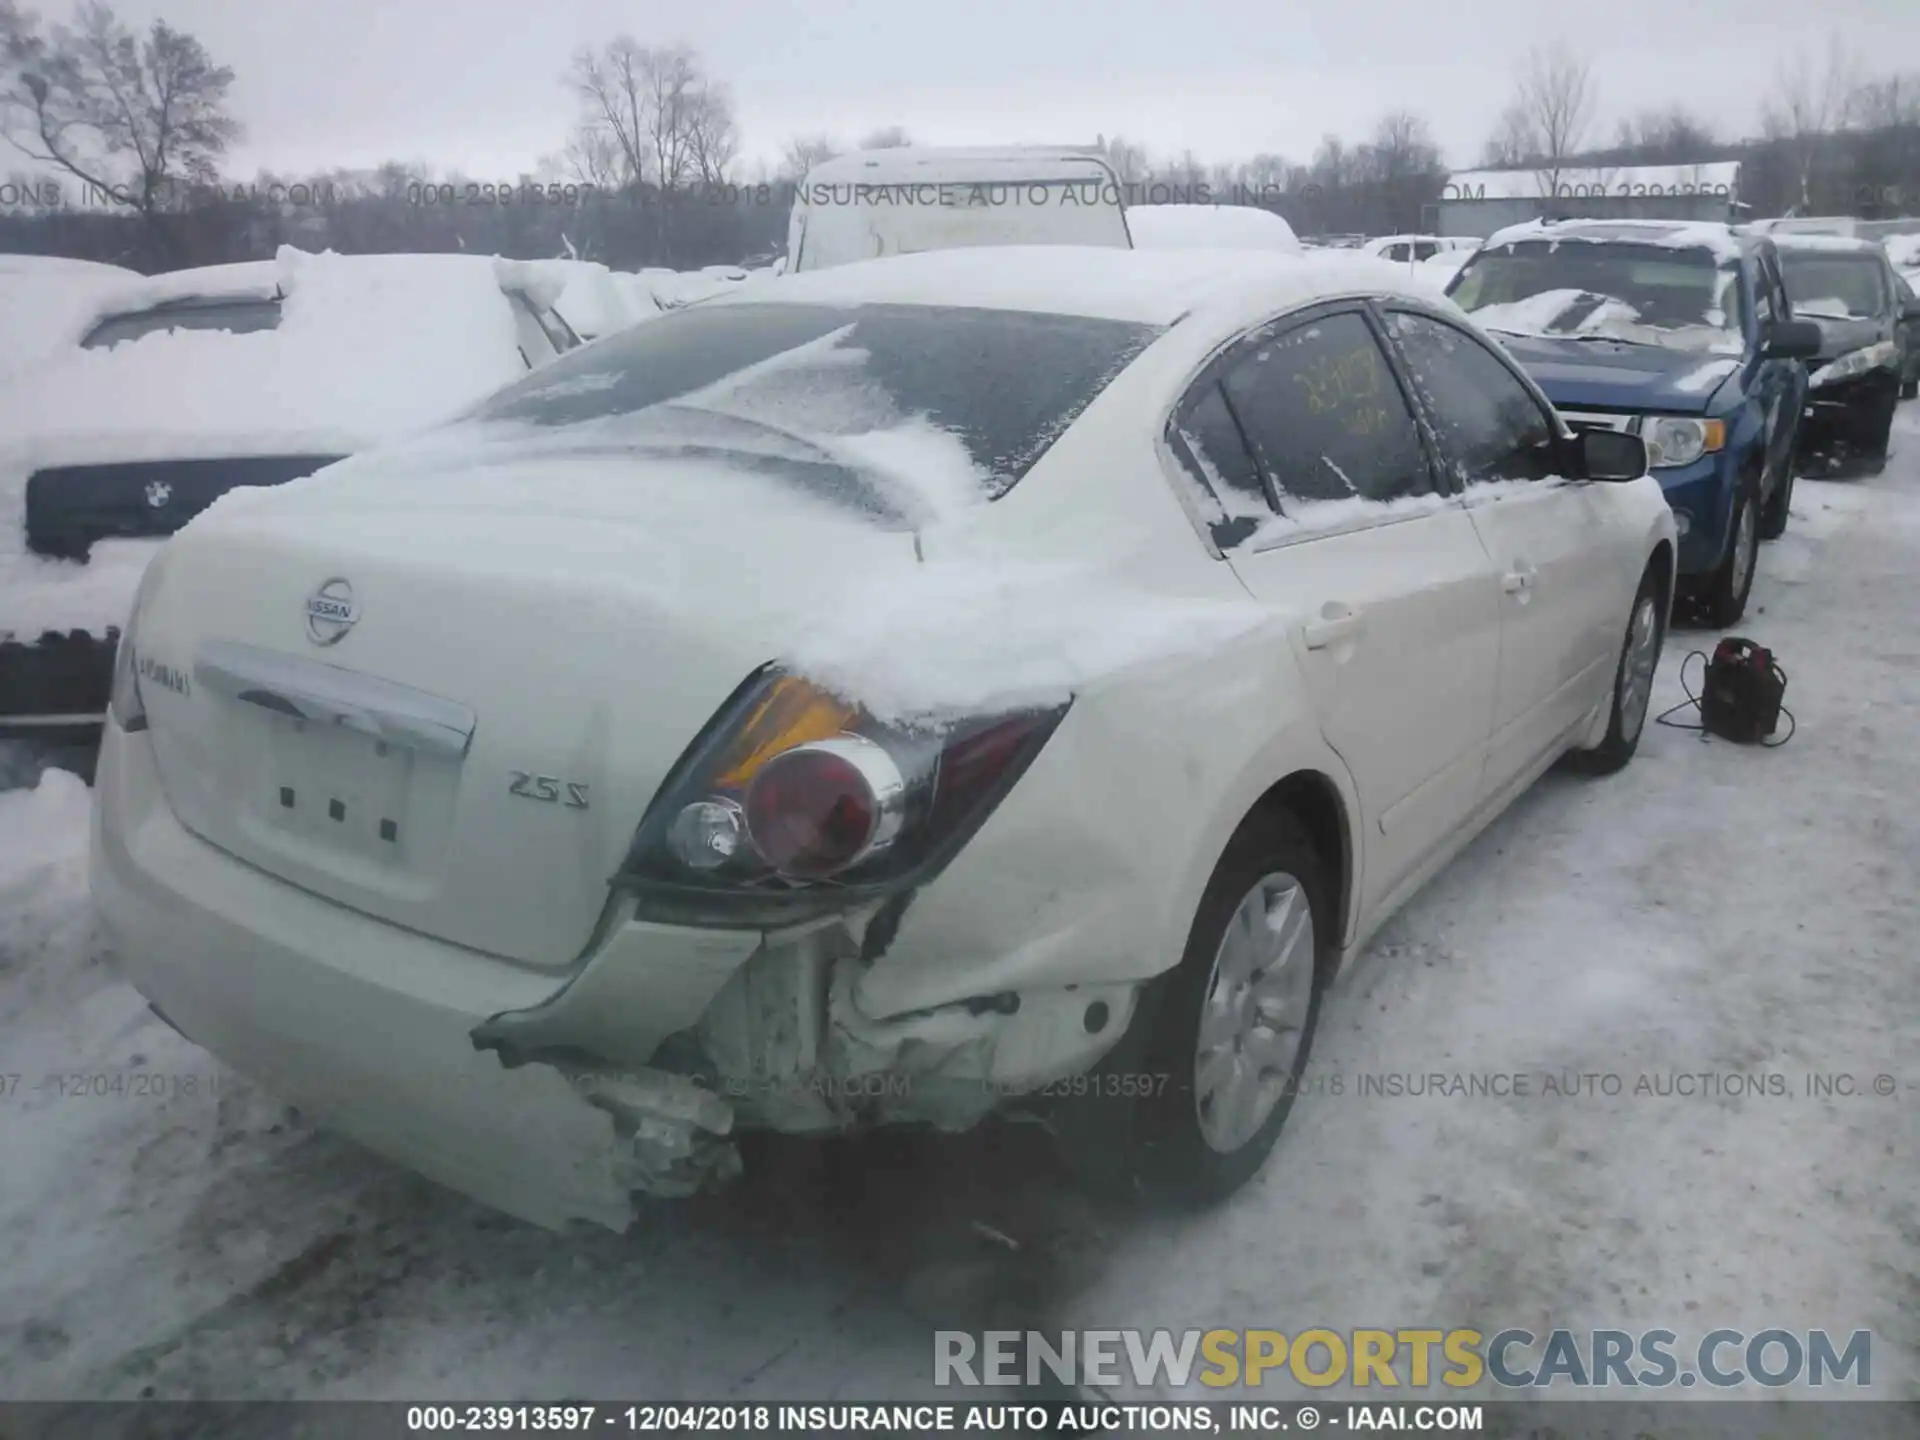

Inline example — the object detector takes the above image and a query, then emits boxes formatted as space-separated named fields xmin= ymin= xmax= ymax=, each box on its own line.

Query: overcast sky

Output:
xmin=23 ymin=0 xmax=1920 ymax=180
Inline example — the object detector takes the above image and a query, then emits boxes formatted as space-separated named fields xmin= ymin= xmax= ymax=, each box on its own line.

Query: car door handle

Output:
xmin=1501 ymin=565 xmax=1537 ymax=595
xmin=1302 ymin=605 xmax=1365 ymax=650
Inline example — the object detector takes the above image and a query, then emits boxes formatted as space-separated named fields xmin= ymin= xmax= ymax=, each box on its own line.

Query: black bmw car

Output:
xmin=1776 ymin=235 xmax=1920 ymax=474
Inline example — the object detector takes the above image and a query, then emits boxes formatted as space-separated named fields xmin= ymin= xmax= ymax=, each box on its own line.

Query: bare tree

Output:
xmin=1092 ymin=132 xmax=1148 ymax=184
xmin=563 ymin=38 xmax=735 ymax=260
xmin=563 ymin=123 xmax=623 ymax=188
xmin=1479 ymin=104 xmax=1539 ymax=168
xmin=856 ymin=125 xmax=911 ymax=150
xmin=1153 ymin=147 xmax=1208 ymax=191
xmin=778 ymin=133 xmax=838 ymax=179
xmin=563 ymin=39 xmax=732 ymax=194
xmin=685 ymin=81 xmax=737 ymax=185
xmin=1366 ymin=111 xmax=1443 ymax=181
xmin=1309 ymin=134 xmax=1362 ymax=192
xmin=1238 ymin=151 xmax=1290 ymax=191
xmin=1762 ymin=37 xmax=1857 ymax=211
xmin=1845 ymin=71 xmax=1920 ymax=131
xmin=1615 ymin=106 xmax=1717 ymax=163
xmin=0 ymin=0 xmax=239 ymax=257
xmin=1510 ymin=43 xmax=1596 ymax=196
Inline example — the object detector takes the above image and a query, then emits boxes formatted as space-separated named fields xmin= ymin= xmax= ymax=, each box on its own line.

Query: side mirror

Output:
xmin=1764 ymin=317 xmax=1824 ymax=360
xmin=1576 ymin=428 xmax=1649 ymax=482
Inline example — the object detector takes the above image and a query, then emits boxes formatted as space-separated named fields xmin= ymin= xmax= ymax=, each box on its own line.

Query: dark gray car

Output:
xmin=1776 ymin=235 xmax=1920 ymax=473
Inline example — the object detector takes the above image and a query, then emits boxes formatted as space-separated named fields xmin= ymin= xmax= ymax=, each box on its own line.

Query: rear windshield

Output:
xmin=459 ymin=300 xmax=1162 ymax=522
xmin=81 ymin=295 xmax=283 ymax=348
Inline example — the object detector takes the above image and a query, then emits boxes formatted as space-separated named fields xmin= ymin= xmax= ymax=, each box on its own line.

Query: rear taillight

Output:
xmin=743 ymin=735 xmax=907 ymax=879
xmin=616 ymin=670 xmax=1068 ymax=926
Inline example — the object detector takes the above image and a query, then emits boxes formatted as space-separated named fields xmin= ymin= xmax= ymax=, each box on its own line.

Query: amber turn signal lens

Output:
xmin=710 ymin=675 xmax=860 ymax=789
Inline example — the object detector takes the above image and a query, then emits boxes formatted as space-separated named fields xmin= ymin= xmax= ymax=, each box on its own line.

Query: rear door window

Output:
xmin=1172 ymin=382 xmax=1271 ymax=548
xmin=1216 ymin=309 xmax=1433 ymax=509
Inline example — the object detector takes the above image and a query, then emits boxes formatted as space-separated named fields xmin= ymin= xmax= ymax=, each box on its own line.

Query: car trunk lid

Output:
xmin=135 ymin=452 xmax=916 ymax=970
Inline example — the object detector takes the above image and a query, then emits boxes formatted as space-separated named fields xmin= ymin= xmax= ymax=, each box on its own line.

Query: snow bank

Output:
xmin=1125 ymin=204 xmax=1303 ymax=255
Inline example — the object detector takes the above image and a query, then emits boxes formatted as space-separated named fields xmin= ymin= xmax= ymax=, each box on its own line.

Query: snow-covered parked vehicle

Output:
xmin=1 ymin=246 xmax=583 ymax=748
xmin=1412 ymin=246 xmax=1477 ymax=293
xmin=93 ymin=246 xmax=1675 ymax=1232
xmin=1773 ymin=234 xmax=1920 ymax=466
xmin=0 ymin=253 xmax=143 ymax=383
xmin=786 ymin=146 xmax=1133 ymax=272
xmin=1360 ymin=234 xmax=1477 ymax=264
xmin=1125 ymin=204 xmax=1303 ymax=254
xmin=1446 ymin=219 xmax=1820 ymax=626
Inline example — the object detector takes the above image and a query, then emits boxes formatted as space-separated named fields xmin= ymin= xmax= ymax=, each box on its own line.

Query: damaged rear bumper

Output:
xmin=91 ymin=721 xmax=1139 ymax=1231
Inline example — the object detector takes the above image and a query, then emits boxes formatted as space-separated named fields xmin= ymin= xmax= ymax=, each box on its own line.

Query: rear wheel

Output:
xmin=1116 ymin=814 xmax=1330 ymax=1204
xmin=1566 ymin=566 xmax=1664 ymax=777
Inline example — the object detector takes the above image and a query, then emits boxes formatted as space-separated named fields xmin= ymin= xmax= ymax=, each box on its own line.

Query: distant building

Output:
xmin=1431 ymin=161 xmax=1742 ymax=238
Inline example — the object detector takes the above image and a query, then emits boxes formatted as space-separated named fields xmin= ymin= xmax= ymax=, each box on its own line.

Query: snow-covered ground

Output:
xmin=2 ymin=413 xmax=1918 ymax=1408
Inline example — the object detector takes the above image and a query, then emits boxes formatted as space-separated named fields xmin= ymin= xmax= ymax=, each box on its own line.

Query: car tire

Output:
xmin=1862 ymin=384 xmax=1898 ymax=471
xmin=1564 ymin=565 xmax=1665 ymax=778
xmin=1758 ymin=454 xmax=1794 ymax=541
xmin=1111 ymin=812 xmax=1331 ymax=1206
xmin=1699 ymin=476 xmax=1759 ymax=629
xmin=1903 ymin=378 xmax=1918 ymax=401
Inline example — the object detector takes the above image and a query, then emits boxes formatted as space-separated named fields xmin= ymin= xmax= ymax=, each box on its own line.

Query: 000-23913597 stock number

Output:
xmin=405 ymin=1405 xmax=783 ymax=1432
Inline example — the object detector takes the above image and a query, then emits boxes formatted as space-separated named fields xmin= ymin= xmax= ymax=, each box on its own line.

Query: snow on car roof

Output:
xmin=1482 ymin=217 xmax=1744 ymax=262
xmin=803 ymin=146 xmax=1118 ymax=185
xmin=700 ymin=244 xmax=1435 ymax=326
xmin=0 ymin=247 xmax=545 ymax=463
xmin=1125 ymin=205 xmax=1303 ymax=254
xmin=1769 ymin=233 xmax=1884 ymax=256
xmin=121 ymin=259 xmax=288 ymax=304
xmin=0 ymin=253 xmax=141 ymax=279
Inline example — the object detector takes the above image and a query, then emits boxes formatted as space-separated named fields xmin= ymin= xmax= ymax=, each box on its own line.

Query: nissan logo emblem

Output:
xmin=305 ymin=577 xmax=359 ymax=646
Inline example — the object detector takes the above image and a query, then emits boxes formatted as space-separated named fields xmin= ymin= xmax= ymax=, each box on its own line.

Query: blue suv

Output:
xmin=1446 ymin=220 xmax=1822 ymax=626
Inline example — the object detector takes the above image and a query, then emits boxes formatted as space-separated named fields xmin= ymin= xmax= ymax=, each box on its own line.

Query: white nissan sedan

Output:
xmin=91 ymin=247 xmax=1676 ymax=1232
